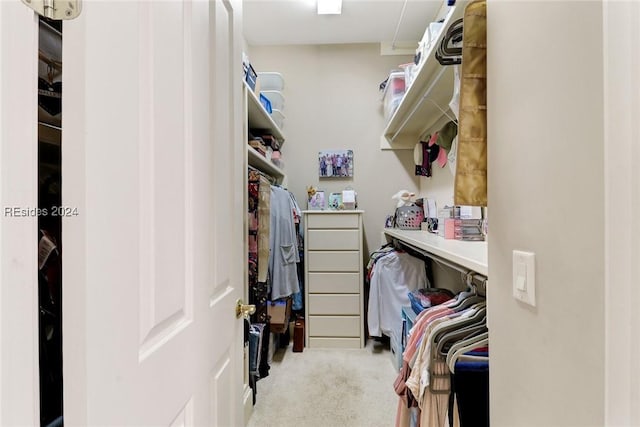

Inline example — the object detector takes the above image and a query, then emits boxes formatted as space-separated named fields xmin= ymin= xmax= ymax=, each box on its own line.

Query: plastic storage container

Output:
xmin=245 ymin=63 xmax=258 ymax=92
xmin=259 ymin=93 xmax=272 ymax=113
xmin=257 ymin=72 xmax=285 ymax=91
xmin=271 ymin=109 xmax=285 ymax=129
xmin=395 ymin=205 xmax=424 ymax=229
xmin=261 ymin=90 xmax=285 ymax=111
xmin=383 ymin=71 xmax=406 ymax=120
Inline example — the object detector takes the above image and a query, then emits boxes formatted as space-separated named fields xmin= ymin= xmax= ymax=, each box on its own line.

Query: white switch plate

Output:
xmin=513 ymin=250 xmax=536 ymax=306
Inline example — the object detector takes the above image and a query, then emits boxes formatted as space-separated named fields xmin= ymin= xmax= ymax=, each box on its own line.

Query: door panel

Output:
xmin=212 ymin=0 xmax=234 ymax=298
xmin=137 ymin=0 xmax=192 ymax=359
xmin=0 ymin=2 xmax=39 ymax=425
xmin=63 ymin=0 xmax=244 ymax=425
xmin=211 ymin=355 xmax=233 ymax=427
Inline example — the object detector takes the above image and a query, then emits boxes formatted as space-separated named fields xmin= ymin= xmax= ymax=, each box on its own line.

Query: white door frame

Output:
xmin=604 ymin=1 xmax=640 ymax=425
xmin=0 ymin=2 xmax=40 ymax=425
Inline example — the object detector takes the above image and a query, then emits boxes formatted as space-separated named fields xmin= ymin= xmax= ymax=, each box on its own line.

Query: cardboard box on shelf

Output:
xmin=267 ymin=298 xmax=292 ymax=334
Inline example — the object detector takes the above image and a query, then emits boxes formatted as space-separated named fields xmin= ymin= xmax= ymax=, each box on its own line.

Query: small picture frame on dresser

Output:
xmin=328 ymin=192 xmax=342 ymax=210
xmin=308 ymin=191 xmax=326 ymax=210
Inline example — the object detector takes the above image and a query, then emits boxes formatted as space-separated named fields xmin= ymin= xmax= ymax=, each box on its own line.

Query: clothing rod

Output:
xmin=393 ymin=237 xmax=487 ymax=280
xmin=39 ymin=122 xmax=62 ymax=131
xmin=39 ymin=19 xmax=62 ymax=37
xmin=391 ymin=66 xmax=448 ymax=142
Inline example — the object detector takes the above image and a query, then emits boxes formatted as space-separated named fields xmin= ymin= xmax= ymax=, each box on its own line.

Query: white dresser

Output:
xmin=303 ymin=210 xmax=364 ymax=349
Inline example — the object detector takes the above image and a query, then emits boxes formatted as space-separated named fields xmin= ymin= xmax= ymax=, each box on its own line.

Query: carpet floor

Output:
xmin=247 ymin=339 xmax=399 ymax=427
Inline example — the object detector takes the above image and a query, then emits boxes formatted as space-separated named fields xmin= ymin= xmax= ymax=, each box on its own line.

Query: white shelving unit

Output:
xmin=383 ymin=228 xmax=487 ymax=276
xmin=247 ymin=146 xmax=284 ymax=181
xmin=381 ymin=0 xmax=468 ymax=150
xmin=244 ymin=80 xmax=286 ymax=183
xmin=245 ymin=81 xmax=286 ymax=144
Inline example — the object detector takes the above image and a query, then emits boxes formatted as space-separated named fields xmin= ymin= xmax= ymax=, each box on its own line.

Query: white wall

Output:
xmin=418 ymin=163 xmax=455 ymax=214
xmin=249 ymin=44 xmax=418 ymax=255
xmin=487 ymin=1 xmax=604 ymax=425
xmin=603 ymin=2 xmax=640 ymax=425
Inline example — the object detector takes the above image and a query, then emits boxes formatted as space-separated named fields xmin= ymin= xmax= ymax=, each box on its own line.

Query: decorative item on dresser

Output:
xmin=303 ymin=210 xmax=365 ymax=348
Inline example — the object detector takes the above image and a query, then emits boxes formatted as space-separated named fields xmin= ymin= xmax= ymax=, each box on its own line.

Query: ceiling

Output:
xmin=243 ymin=0 xmax=443 ymax=46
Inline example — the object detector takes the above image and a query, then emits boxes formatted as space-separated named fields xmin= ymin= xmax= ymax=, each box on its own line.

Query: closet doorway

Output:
xmin=2 ymin=0 xmax=249 ymax=423
xmin=38 ymin=16 xmax=63 ymax=427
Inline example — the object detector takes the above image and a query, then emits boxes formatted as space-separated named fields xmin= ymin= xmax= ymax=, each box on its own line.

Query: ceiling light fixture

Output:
xmin=317 ymin=0 xmax=342 ymax=15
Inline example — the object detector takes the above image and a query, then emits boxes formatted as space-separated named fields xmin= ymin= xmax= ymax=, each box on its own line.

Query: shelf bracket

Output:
xmin=391 ymin=65 xmax=448 ymax=143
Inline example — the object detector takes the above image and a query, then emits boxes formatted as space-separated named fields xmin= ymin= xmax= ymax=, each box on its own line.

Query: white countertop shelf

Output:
xmin=381 ymin=0 xmax=468 ymax=150
xmin=383 ymin=228 xmax=487 ymax=276
xmin=245 ymin=82 xmax=286 ymax=143
xmin=247 ymin=146 xmax=285 ymax=181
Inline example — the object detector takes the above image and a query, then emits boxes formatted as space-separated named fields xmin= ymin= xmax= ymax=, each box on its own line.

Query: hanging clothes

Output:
xmin=286 ymin=190 xmax=305 ymax=311
xmin=367 ymin=250 xmax=427 ymax=339
xmin=269 ymin=185 xmax=300 ymax=300
xmin=395 ymin=291 xmax=488 ymax=427
xmin=454 ymin=0 xmax=487 ymax=206
xmin=257 ymin=176 xmax=271 ymax=283
xmin=248 ymin=169 xmax=269 ymax=323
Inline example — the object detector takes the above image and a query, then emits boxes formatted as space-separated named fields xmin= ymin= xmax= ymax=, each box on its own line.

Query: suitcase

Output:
xmin=293 ymin=318 xmax=304 ymax=352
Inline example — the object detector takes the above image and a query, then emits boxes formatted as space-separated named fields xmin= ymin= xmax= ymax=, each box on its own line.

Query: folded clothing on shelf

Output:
xmin=249 ymin=138 xmax=267 ymax=156
xmin=250 ymin=131 xmax=281 ymax=151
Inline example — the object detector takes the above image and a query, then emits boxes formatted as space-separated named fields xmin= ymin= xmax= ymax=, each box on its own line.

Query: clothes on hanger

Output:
xmin=286 ymin=190 xmax=304 ymax=311
xmin=248 ymin=169 xmax=269 ymax=324
xmin=367 ymin=249 xmax=427 ymax=339
xmin=394 ymin=292 xmax=489 ymax=427
xmin=269 ymin=185 xmax=300 ymax=300
xmin=257 ymin=176 xmax=271 ymax=283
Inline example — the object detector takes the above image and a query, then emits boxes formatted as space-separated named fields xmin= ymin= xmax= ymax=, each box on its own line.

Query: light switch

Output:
xmin=513 ymin=250 xmax=536 ymax=306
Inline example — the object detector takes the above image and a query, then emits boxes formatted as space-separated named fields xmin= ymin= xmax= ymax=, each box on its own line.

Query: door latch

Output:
xmin=235 ymin=299 xmax=256 ymax=319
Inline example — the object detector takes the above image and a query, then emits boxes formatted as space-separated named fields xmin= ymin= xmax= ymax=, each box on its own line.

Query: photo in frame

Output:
xmin=308 ymin=191 xmax=326 ymax=210
xmin=318 ymin=150 xmax=354 ymax=178
xmin=328 ymin=192 xmax=342 ymax=210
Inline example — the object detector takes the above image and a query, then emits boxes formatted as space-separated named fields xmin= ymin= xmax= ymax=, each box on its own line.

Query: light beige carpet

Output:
xmin=247 ymin=339 xmax=399 ymax=427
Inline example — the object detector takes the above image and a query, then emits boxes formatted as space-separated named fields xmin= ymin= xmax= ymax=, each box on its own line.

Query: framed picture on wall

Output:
xmin=319 ymin=150 xmax=354 ymax=178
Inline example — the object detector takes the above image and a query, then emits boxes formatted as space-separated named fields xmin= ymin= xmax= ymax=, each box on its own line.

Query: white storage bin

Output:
xmin=261 ymin=90 xmax=285 ymax=111
xmin=420 ymin=21 xmax=444 ymax=53
xmin=257 ymin=72 xmax=285 ymax=91
xmin=271 ymin=109 xmax=285 ymax=129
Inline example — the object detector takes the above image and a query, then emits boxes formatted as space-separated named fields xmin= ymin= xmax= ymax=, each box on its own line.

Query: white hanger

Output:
xmin=447 ymin=332 xmax=489 ymax=373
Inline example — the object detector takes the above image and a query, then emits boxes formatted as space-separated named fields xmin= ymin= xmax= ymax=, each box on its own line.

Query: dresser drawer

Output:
xmin=309 ymin=294 xmax=360 ymax=315
xmin=306 ymin=213 xmax=360 ymax=229
xmin=308 ymin=273 xmax=360 ymax=293
xmin=307 ymin=229 xmax=359 ymax=251
xmin=308 ymin=251 xmax=360 ymax=272
xmin=308 ymin=316 xmax=360 ymax=337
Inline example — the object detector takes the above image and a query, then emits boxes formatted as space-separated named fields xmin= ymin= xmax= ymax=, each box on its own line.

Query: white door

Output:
xmin=62 ymin=0 xmax=245 ymax=425
xmin=0 ymin=2 xmax=40 ymax=425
